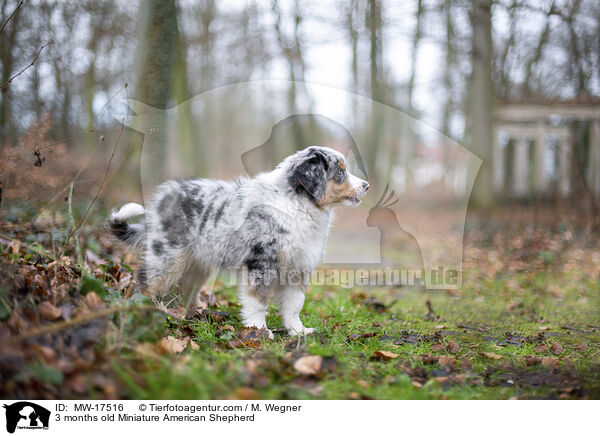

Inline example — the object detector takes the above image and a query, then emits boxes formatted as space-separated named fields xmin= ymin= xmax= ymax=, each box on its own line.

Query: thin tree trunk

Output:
xmin=135 ymin=0 xmax=180 ymax=184
xmin=522 ymin=1 xmax=555 ymax=96
xmin=469 ymin=0 xmax=495 ymax=209
xmin=0 ymin=0 xmax=20 ymax=145
xmin=367 ymin=0 xmax=383 ymax=184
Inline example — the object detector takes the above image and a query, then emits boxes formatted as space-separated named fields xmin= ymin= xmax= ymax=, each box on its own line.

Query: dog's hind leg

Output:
xmin=273 ymin=285 xmax=313 ymax=336
xmin=145 ymin=251 xmax=189 ymax=299
xmin=179 ymin=262 xmax=212 ymax=310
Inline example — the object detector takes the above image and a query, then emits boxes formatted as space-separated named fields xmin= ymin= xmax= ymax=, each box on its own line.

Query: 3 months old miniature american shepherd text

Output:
xmin=109 ymin=146 xmax=369 ymax=338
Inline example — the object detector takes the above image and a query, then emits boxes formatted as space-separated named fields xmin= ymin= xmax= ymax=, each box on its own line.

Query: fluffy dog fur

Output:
xmin=109 ymin=146 xmax=368 ymax=337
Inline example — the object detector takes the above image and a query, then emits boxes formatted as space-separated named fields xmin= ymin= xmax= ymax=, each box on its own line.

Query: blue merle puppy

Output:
xmin=109 ymin=146 xmax=369 ymax=338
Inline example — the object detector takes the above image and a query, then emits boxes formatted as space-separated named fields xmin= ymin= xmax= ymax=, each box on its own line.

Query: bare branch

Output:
xmin=60 ymin=122 xmax=125 ymax=255
xmin=11 ymin=305 xmax=160 ymax=343
xmin=0 ymin=41 xmax=51 ymax=91
xmin=0 ymin=0 xmax=23 ymax=35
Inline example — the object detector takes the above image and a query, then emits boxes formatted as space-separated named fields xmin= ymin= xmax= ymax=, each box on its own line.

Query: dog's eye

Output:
xmin=337 ymin=169 xmax=344 ymax=177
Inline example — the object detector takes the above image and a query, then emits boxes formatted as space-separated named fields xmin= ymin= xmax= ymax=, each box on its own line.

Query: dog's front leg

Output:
xmin=274 ymin=286 xmax=314 ymax=336
xmin=238 ymin=284 xmax=274 ymax=339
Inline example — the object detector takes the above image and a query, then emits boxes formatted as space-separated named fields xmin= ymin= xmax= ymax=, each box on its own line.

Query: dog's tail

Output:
xmin=108 ymin=202 xmax=146 ymax=247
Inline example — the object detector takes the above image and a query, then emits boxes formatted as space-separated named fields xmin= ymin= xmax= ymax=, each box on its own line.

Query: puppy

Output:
xmin=109 ymin=146 xmax=369 ymax=337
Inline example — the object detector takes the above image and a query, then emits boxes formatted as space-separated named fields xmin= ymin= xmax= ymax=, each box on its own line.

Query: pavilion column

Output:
xmin=558 ymin=133 xmax=572 ymax=197
xmin=589 ymin=119 xmax=600 ymax=198
xmin=493 ymin=132 xmax=504 ymax=192
xmin=533 ymin=120 xmax=546 ymax=193
xmin=513 ymin=136 xmax=529 ymax=196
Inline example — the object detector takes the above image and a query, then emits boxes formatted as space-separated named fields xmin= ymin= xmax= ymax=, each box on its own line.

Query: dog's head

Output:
xmin=286 ymin=146 xmax=369 ymax=207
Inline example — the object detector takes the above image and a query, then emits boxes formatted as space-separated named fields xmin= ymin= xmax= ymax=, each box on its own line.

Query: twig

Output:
xmin=11 ymin=304 xmax=159 ymax=343
xmin=0 ymin=0 xmax=23 ymax=35
xmin=0 ymin=41 xmax=51 ymax=91
xmin=67 ymin=182 xmax=84 ymax=268
xmin=0 ymin=232 xmax=56 ymax=261
xmin=60 ymin=122 xmax=125 ymax=256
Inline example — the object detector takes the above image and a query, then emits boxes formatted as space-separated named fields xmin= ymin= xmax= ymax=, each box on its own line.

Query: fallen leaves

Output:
xmin=541 ymin=357 xmax=560 ymax=370
xmin=187 ymin=308 xmax=231 ymax=323
xmin=159 ymin=336 xmax=189 ymax=354
xmin=446 ymin=341 xmax=460 ymax=354
xmin=230 ymin=387 xmax=260 ymax=400
xmin=292 ymin=354 xmax=336 ymax=377
xmin=85 ymin=292 xmax=104 ymax=311
xmin=38 ymin=301 xmax=62 ymax=321
xmin=346 ymin=332 xmax=377 ymax=342
xmin=224 ymin=327 xmax=271 ymax=349
xmin=482 ymin=352 xmax=503 ymax=360
xmin=293 ymin=355 xmax=324 ymax=375
xmin=371 ymin=350 xmax=400 ymax=361
xmin=350 ymin=293 xmax=388 ymax=313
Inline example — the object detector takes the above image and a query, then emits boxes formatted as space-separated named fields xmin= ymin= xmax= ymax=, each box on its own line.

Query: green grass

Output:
xmin=111 ymin=270 xmax=600 ymax=400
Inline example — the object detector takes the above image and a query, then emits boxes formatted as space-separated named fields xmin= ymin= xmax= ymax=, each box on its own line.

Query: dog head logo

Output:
xmin=3 ymin=402 xmax=50 ymax=433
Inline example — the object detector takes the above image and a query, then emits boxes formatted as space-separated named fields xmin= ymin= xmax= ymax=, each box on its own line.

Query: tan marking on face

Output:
xmin=337 ymin=159 xmax=346 ymax=170
xmin=318 ymin=177 xmax=357 ymax=206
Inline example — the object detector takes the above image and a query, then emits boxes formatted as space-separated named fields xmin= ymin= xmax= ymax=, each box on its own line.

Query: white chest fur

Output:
xmin=268 ymin=194 xmax=331 ymax=272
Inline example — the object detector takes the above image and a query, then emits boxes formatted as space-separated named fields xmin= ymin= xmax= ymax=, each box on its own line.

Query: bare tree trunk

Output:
xmin=441 ymin=1 xmax=455 ymax=174
xmin=367 ymin=0 xmax=383 ymax=184
xmin=135 ymin=0 xmax=180 ymax=184
xmin=497 ymin=0 xmax=517 ymax=98
xmin=565 ymin=0 xmax=586 ymax=94
xmin=522 ymin=1 xmax=555 ymax=96
xmin=0 ymin=0 xmax=21 ymax=145
xmin=400 ymin=0 xmax=423 ymax=193
xmin=172 ymin=2 xmax=195 ymax=176
xmin=469 ymin=0 xmax=495 ymax=209
xmin=348 ymin=0 xmax=359 ymax=128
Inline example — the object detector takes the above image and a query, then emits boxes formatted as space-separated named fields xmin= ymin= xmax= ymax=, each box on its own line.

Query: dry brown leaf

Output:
xmin=38 ymin=301 xmax=62 ymax=320
xmin=357 ymin=379 xmax=370 ymax=389
xmin=159 ymin=336 xmax=189 ymax=354
xmin=431 ymin=343 xmax=444 ymax=352
xmin=39 ymin=345 xmax=58 ymax=363
xmin=244 ymin=359 xmax=259 ymax=375
xmin=165 ymin=306 xmax=186 ymax=319
xmin=66 ymin=374 xmax=88 ymax=395
xmin=525 ymin=356 xmax=541 ymax=366
xmin=438 ymin=356 xmax=456 ymax=367
xmin=446 ymin=341 xmax=460 ymax=354
xmin=482 ymin=352 xmax=503 ymax=360
xmin=85 ymin=292 xmax=104 ymax=311
xmin=231 ymin=387 xmax=260 ymax=400
xmin=541 ymin=356 xmax=560 ymax=369
xmin=117 ymin=273 xmax=132 ymax=291
xmin=293 ymin=355 xmax=324 ymax=375
xmin=372 ymin=350 xmax=401 ymax=361
xmin=534 ymin=344 xmax=548 ymax=353
xmin=573 ymin=342 xmax=588 ymax=352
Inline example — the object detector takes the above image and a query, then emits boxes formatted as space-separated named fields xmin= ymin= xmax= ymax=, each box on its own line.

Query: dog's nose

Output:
xmin=362 ymin=182 xmax=369 ymax=191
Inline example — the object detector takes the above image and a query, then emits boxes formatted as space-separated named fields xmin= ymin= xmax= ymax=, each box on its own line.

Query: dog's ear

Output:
xmin=288 ymin=150 xmax=328 ymax=202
